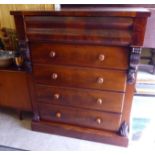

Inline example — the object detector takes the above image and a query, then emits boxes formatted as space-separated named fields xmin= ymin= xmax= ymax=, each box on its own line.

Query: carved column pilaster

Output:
xmin=32 ymin=113 xmax=40 ymax=122
xmin=117 ymin=121 xmax=129 ymax=137
xmin=18 ymin=40 xmax=32 ymax=72
xmin=127 ymin=46 xmax=142 ymax=84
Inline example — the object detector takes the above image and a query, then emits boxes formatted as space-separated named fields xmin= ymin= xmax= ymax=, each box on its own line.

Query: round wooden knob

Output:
xmin=97 ymin=98 xmax=102 ymax=105
xmin=56 ymin=112 xmax=61 ymax=118
xmin=96 ymin=118 xmax=102 ymax=124
xmin=54 ymin=93 xmax=60 ymax=99
xmin=97 ymin=77 xmax=104 ymax=84
xmin=49 ymin=51 xmax=56 ymax=58
xmin=51 ymin=73 xmax=58 ymax=80
xmin=98 ymin=54 xmax=105 ymax=61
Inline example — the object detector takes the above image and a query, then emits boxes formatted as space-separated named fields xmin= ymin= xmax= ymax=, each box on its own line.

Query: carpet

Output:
xmin=131 ymin=96 xmax=155 ymax=143
xmin=0 ymin=145 xmax=26 ymax=151
xmin=132 ymin=118 xmax=151 ymax=141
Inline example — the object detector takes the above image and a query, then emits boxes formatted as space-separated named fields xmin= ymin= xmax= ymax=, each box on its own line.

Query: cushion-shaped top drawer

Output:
xmin=33 ymin=64 xmax=126 ymax=92
xmin=38 ymin=103 xmax=122 ymax=131
xmin=30 ymin=43 xmax=128 ymax=70
xmin=36 ymin=85 xmax=125 ymax=113
xmin=25 ymin=16 xmax=133 ymax=46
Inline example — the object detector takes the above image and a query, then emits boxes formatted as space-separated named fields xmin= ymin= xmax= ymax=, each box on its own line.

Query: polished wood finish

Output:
xmin=132 ymin=17 xmax=148 ymax=46
xmin=32 ymin=121 xmax=128 ymax=147
xmin=11 ymin=8 xmax=150 ymax=147
xmin=30 ymin=43 xmax=128 ymax=70
xmin=10 ymin=8 xmax=150 ymax=17
xmin=33 ymin=64 xmax=126 ymax=92
xmin=25 ymin=15 xmax=133 ymax=46
xmin=36 ymin=85 xmax=125 ymax=113
xmin=0 ymin=70 xmax=32 ymax=111
xmin=39 ymin=103 xmax=121 ymax=131
xmin=26 ymin=18 xmax=132 ymax=46
xmin=25 ymin=16 xmax=134 ymax=30
xmin=11 ymin=9 xmax=150 ymax=46
xmin=27 ymin=29 xmax=132 ymax=46
xmin=64 ymin=4 xmax=154 ymax=48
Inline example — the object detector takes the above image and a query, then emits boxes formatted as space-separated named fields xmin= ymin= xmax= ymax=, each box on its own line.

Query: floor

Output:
xmin=0 ymin=145 xmax=25 ymax=151
xmin=136 ymin=67 xmax=155 ymax=95
xmin=0 ymin=96 xmax=155 ymax=151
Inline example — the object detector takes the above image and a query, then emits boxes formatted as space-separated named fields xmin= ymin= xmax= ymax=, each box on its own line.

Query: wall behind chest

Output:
xmin=0 ymin=4 xmax=54 ymax=30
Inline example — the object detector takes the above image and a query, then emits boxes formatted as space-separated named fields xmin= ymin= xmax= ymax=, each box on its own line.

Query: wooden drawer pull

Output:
xmin=97 ymin=98 xmax=102 ymax=105
xmin=51 ymin=73 xmax=58 ymax=80
xmin=56 ymin=112 xmax=61 ymax=118
xmin=54 ymin=93 xmax=60 ymax=99
xmin=96 ymin=118 xmax=102 ymax=124
xmin=97 ymin=77 xmax=104 ymax=84
xmin=98 ymin=54 xmax=105 ymax=62
xmin=49 ymin=51 xmax=56 ymax=58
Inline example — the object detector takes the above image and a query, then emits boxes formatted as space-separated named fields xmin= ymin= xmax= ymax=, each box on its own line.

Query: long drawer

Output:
xmin=30 ymin=43 xmax=128 ymax=70
xmin=38 ymin=103 xmax=122 ymax=131
xmin=33 ymin=64 xmax=126 ymax=92
xmin=36 ymin=85 xmax=125 ymax=113
xmin=25 ymin=16 xmax=133 ymax=46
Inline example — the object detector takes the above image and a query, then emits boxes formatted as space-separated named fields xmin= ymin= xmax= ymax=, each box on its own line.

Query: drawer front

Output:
xmin=25 ymin=16 xmax=133 ymax=30
xmin=33 ymin=64 xmax=126 ymax=92
xmin=36 ymin=85 xmax=125 ymax=113
xmin=38 ymin=103 xmax=122 ymax=131
xmin=25 ymin=16 xmax=133 ymax=46
xmin=30 ymin=43 xmax=128 ymax=70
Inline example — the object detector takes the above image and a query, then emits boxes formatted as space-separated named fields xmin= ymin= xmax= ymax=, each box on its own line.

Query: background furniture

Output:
xmin=0 ymin=27 xmax=32 ymax=118
xmin=11 ymin=8 xmax=150 ymax=147
xmin=0 ymin=28 xmax=18 ymax=50
xmin=140 ymin=48 xmax=155 ymax=74
xmin=0 ymin=69 xmax=32 ymax=119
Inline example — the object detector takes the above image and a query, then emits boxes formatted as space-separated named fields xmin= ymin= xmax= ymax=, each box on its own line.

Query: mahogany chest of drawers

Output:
xmin=11 ymin=8 xmax=150 ymax=146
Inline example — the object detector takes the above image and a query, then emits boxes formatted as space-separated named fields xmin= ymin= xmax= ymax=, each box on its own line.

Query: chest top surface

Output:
xmin=10 ymin=7 xmax=150 ymax=17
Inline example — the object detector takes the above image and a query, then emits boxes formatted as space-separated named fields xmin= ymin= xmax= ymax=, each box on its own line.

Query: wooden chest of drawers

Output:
xmin=11 ymin=8 xmax=150 ymax=146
